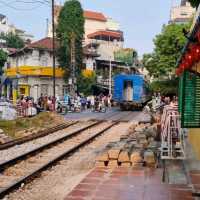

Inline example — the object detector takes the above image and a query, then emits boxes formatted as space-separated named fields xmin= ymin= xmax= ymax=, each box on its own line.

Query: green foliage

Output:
xmin=0 ymin=49 xmax=7 ymax=75
xmin=114 ymin=48 xmax=137 ymax=66
xmin=77 ymin=72 xmax=96 ymax=96
xmin=0 ymin=112 xmax=56 ymax=138
xmin=56 ymin=0 xmax=85 ymax=80
xmin=0 ymin=32 xmax=24 ymax=49
xmin=150 ymin=78 xmax=179 ymax=95
xmin=142 ymin=23 xmax=190 ymax=78
xmin=188 ymin=0 xmax=200 ymax=8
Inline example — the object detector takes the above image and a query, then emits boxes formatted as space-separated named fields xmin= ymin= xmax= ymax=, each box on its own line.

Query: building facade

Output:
xmin=0 ymin=13 xmax=34 ymax=42
xmin=3 ymin=37 xmax=101 ymax=101
xmin=169 ymin=0 xmax=195 ymax=24
xmin=49 ymin=7 xmax=125 ymax=64
xmin=47 ymin=6 xmax=129 ymax=91
xmin=176 ymin=5 xmax=200 ymax=162
xmin=3 ymin=37 xmax=66 ymax=102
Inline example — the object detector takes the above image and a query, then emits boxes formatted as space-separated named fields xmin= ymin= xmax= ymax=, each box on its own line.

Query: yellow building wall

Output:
xmin=188 ymin=129 xmax=200 ymax=159
xmin=5 ymin=66 xmax=64 ymax=78
xmin=18 ymin=85 xmax=30 ymax=96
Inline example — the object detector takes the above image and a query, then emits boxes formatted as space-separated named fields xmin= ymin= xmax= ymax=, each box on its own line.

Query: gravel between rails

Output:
xmin=4 ymin=122 xmax=133 ymax=200
xmin=0 ymin=121 xmax=112 ymax=191
xmin=0 ymin=121 xmax=93 ymax=164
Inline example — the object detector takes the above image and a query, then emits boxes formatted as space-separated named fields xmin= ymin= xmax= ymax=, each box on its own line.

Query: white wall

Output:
xmin=18 ymin=76 xmax=66 ymax=100
xmin=84 ymin=57 xmax=96 ymax=71
xmin=93 ymin=40 xmax=123 ymax=61
xmin=170 ymin=4 xmax=195 ymax=22
xmin=84 ymin=19 xmax=107 ymax=43
xmin=106 ymin=18 xmax=120 ymax=31
xmin=0 ymin=23 xmax=15 ymax=34
xmin=8 ymin=49 xmax=59 ymax=68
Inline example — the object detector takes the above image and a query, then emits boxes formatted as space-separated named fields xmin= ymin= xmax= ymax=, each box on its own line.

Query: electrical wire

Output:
xmin=12 ymin=0 xmax=50 ymax=4
xmin=0 ymin=0 xmax=50 ymax=11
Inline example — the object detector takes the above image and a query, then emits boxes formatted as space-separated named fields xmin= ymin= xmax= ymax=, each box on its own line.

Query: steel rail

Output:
xmin=0 ymin=121 xmax=79 ymax=150
xmin=0 ymin=121 xmax=118 ymax=198
xmin=0 ymin=121 xmax=102 ymax=171
xmin=0 ymin=110 xmax=122 ymax=151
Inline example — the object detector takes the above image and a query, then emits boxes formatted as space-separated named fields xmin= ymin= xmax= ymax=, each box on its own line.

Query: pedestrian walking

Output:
xmin=107 ymin=95 xmax=112 ymax=108
xmin=90 ymin=95 xmax=95 ymax=111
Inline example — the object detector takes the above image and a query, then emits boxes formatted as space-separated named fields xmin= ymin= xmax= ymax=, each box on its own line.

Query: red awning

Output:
xmin=87 ymin=31 xmax=123 ymax=39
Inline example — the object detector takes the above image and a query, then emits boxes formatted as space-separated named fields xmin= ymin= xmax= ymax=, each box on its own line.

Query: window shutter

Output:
xmin=180 ymin=71 xmax=200 ymax=128
xmin=178 ymin=74 xmax=183 ymax=113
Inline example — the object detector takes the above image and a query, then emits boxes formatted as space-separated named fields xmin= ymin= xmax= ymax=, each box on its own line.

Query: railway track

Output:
xmin=0 ymin=121 xmax=79 ymax=150
xmin=0 ymin=110 xmax=128 ymax=151
xmin=86 ymin=110 xmax=127 ymax=122
xmin=98 ymin=111 xmax=134 ymax=122
xmin=0 ymin=120 xmax=119 ymax=198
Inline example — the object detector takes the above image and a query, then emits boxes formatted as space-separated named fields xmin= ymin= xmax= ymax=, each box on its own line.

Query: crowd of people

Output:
xmin=147 ymin=93 xmax=178 ymax=113
xmin=5 ymin=90 xmax=179 ymax=118
xmin=57 ymin=93 xmax=112 ymax=114
xmin=15 ymin=93 xmax=113 ymax=117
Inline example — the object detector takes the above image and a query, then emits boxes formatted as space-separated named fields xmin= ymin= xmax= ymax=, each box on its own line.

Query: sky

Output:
xmin=0 ymin=0 xmax=181 ymax=56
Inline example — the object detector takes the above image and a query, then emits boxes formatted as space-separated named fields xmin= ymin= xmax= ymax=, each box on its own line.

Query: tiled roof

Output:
xmin=28 ymin=37 xmax=58 ymax=50
xmin=10 ymin=37 xmax=99 ymax=57
xmin=87 ymin=30 xmax=123 ymax=39
xmin=84 ymin=10 xmax=107 ymax=22
xmin=54 ymin=5 xmax=107 ymax=22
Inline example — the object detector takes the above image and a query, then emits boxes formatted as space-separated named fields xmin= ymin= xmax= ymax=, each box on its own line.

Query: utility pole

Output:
xmin=108 ymin=35 xmax=112 ymax=96
xmin=70 ymin=33 xmax=76 ymax=96
xmin=52 ymin=0 xmax=56 ymax=109
xmin=109 ymin=58 xmax=112 ymax=96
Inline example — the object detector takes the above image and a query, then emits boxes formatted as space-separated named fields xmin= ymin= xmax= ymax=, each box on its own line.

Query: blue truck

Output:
xmin=113 ymin=74 xmax=151 ymax=110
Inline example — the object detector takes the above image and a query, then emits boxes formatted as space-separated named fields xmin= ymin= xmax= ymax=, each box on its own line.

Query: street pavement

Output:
xmin=64 ymin=107 xmax=151 ymax=123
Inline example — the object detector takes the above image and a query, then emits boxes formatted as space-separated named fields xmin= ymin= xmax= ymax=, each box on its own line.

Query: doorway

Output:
xmin=123 ymin=80 xmax=133 ymax=101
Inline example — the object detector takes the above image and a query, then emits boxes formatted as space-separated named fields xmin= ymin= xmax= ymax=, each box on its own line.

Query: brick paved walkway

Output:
xmin=64 ymin=167 xmax=194 ymax=200
xmin=190 ymin=170 xmax=200 ymax=193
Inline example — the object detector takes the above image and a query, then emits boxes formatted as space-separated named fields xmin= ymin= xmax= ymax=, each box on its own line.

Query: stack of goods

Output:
xmin=96 ymin=122 xmax=159 ymax=168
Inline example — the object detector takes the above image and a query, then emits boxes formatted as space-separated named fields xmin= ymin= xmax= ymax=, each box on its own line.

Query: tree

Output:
xmin=142 ymin=23 xmax=190 ymax=78
xmin=188 ymin=0 xmax=200 ymax=8
xmin=56 ymin=0 xmax=85 ymax=80
xmin=77 ymin=71 xmax=96 ymax=96
xmin=0 ymin=49 xmax=7 ymax=75
xmin=0 ymin=32 xmax=24 ymax=49
xmin=150 ymin=78 xmax=179 ymax=95
xmin=114 ymin=48 xmax=137 ymax=66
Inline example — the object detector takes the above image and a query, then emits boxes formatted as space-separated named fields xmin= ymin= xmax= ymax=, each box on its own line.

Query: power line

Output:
xmin=11 ymin=0 xmax=50 ymax=5
xmin=0 ymin=0 xmax=50 ymax=11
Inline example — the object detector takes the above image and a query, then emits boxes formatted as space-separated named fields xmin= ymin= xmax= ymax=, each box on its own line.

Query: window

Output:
xmin=7 ymin=62 xmax=10 ymax=69
xmin=19 ymin=88 xmax=25 ymax=95
xmin=41 ymin=84 xmax=48 ymax=96
xmin=180 ymin=12 xmax=188 ymax=16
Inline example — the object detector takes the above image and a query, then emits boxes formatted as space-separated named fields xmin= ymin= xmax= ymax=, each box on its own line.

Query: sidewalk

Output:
xmin=64 ymin=167 xmax=194 ymax=200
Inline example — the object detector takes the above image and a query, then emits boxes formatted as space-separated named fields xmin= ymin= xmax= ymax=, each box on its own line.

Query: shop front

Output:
xmin=176 ymin=7 xmax=200 ymax=159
